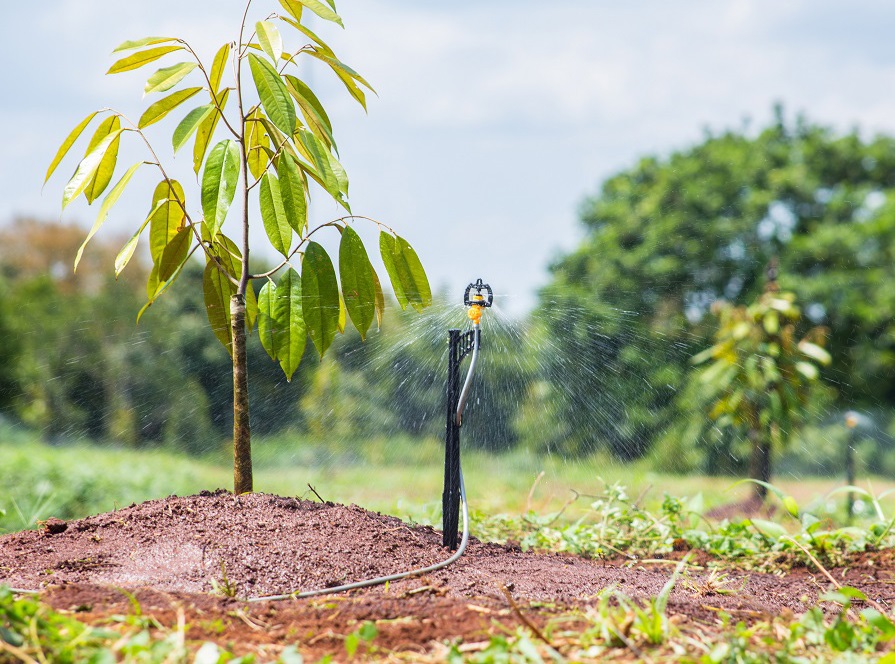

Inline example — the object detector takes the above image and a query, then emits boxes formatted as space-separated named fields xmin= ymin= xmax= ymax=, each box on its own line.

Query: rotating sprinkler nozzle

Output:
xmin=442 ymin=279 xmax=492 ymax=549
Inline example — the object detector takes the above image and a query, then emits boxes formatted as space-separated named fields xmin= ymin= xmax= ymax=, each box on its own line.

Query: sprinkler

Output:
xmin=245 ymin=281 xmax=492 ymax=601
xmin=443 ymin=279 xmax=492 ymax=549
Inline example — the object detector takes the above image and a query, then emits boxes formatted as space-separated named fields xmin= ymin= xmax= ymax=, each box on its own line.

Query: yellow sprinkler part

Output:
xmin=468 ymin=294 xmax=485 ymax=324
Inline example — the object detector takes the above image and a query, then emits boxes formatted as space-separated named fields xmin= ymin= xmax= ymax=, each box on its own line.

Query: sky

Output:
xmin=2 ymin=0 xmax=895 ymax=314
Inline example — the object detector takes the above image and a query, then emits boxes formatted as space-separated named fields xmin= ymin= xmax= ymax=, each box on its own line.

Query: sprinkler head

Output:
xmin=464 ymin=279 xmax=493 ymax=325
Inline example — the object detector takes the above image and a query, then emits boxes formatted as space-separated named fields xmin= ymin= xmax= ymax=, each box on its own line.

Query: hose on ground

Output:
xmin=247 ymin=466 xmax=470 ymax=602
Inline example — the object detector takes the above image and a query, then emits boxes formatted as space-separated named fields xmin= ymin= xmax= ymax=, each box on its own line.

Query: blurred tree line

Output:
xmin=535 ymin=109 xmax=895 ymax=473
xmin=4 ymin=111 xmax=895 ymax=476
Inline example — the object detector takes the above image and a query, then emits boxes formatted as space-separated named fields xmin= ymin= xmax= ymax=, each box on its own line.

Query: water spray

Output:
xmin=248 ymin=280 xmax=491 ymax=601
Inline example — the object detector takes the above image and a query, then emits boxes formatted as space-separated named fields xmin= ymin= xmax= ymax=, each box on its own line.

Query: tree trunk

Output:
xmin=748 ymin=428 xmax=771 ymax=501
xmin=231 ymin=293 xmax=252 ymax=494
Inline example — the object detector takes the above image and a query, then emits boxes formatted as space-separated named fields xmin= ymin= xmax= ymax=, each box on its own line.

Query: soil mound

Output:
xmin=0 ymin=490 xmax=862 ymax=614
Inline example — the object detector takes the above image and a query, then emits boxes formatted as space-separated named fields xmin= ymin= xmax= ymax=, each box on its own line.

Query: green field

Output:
xmin=2 ymin=425 xmax=890 ymax=535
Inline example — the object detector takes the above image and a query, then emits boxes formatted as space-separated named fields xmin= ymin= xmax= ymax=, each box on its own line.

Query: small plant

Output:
xmin=211 ymin=561 xmax=238 ymax=598
xmin=46 ymin=0 xmax=431 ymax=494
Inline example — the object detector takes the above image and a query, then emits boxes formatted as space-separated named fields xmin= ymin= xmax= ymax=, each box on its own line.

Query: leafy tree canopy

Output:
xmin=539 ymin=109 xmax=895 ymax=460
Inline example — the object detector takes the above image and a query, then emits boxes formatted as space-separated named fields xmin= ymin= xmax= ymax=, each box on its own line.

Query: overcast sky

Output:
xmin=3 ymin=1 xmax=895 ymax=314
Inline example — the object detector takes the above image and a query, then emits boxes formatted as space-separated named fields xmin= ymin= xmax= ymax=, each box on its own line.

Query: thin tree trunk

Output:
xmin=231 ymin=293 xmax=252 ymax=494
xmin=748 ymin=428 xmax=771 ymax=501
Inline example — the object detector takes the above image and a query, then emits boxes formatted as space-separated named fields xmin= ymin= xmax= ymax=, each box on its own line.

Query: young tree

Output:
xmin=690 ymin=265 xmax=831 ymax=500
xmin=45 ymin=0 xmax=431 ymax=494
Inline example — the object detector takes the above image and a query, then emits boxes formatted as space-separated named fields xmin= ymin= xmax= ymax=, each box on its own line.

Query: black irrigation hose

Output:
xmin=247 ymin=467 xmax=471 ymax=602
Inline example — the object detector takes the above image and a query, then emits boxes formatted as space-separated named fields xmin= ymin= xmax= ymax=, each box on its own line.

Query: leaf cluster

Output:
xmin=44 ymin=0 xmax=430 ymax=383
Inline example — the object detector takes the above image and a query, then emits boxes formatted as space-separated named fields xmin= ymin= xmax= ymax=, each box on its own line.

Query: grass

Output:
xmin=2 ymin=425 xmax=894 ymax=535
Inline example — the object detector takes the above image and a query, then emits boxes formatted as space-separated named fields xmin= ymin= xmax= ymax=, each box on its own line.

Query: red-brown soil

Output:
xmin=2 ymin=490 xmax=894 ymax=661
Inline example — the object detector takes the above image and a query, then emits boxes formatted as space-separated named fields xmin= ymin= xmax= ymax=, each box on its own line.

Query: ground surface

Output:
xmin=2 ymin=490 xmax=894 ymax=661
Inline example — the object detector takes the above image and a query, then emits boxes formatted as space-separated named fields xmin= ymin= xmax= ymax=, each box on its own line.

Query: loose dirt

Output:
xmin=2 ymin=490 xmax=894 ymax=660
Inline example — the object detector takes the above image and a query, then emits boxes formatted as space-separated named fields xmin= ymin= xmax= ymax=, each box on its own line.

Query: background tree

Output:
xmin=689 ymin=266 xmax=831 ymax=500
xmin=46 ymin=0 xmax=430 ymax=493
xmin=540 ymin=109 xmax=895 ymax=461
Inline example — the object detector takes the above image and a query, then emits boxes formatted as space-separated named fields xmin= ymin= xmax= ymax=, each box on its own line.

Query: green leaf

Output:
xmin=258 ymin=281 xmax=278 ymax=361
xmin=45 ymin=110 xmax=99 ymax=184
xmin=782 ymin=495 xmax=800 ymax=518
xmin=209 ymin=43 xmax=231 ymax=93
xmin=293 ymin=0 xmax=343 ymax=27
xmin=158 ymin=226 xmax=192 ymax=281
xmin=138 ymin=86 xmax=203 ymax=128
xmin=172 ymin=104 xmax=215 ymax=153
xmin=371 ymin=266 xmax=384 ymax=329
xmin=393 ymin=235 xmax=431 ymax=312
xmin=284 ymin=74 xmax=336 ymax=151
xmin=83 ymin=115 xmax=122 ymax=204
xmin=798 ymin=340 xmax=832 ymax=365
xmin=248 ymin=53 xmax=296 ymax=135
xmin=302 ymin=242 xmax=339 ymax=357
xmin=193 ymin=89 xmax=230 ymax=174
xmin=256 ymin=20 xmax=283 ymax=65
xmin=379 ymin=232 xmax=407 ymax=309
xmin=339 ymin=226 xmax=375 ymax=340
xmin=74 ymin=162 xmax=142 ymax=271
xmin=277 ymin=152 xmax=307 ymax=234
xmin=308 ymin=50 xmax=371 ymax=110
xmin=107 ymin=45 xmax=183 ymax=74
xmin=795 ymin=361 xmax=819 ymax=381
xmin=259 ymin=172 xmax=292 ymax=256
xmin=274 ymin=269 xmax=306 ymax=380
xmin=148 ymin=180 xmax=187 ymax=263
xmin=862 ymin=609 xmax=895 ymax=640
xmin=296 ymin=128 xmax=341 ymax=201
xmin=62 ymin=128 xmax=125 ymax=208
xmin=114 ymin=213 xmax=154 ymax=277
xmin=278 ymin=0 xmax=304 ymax=22
xmin=246 ymin=108 xmax=272 ymax=180
xmin=201 ymin=140 xmax=240 ymax=239
xmin=204 ymin=259 xmax=236 ymax=356
xmin=144 ymin=62 xmax=198 ymax=94
xmin=113 ymin=36 xmax=178 ymax=53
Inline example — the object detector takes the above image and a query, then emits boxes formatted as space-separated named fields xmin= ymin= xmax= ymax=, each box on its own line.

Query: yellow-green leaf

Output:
xmin=158 ymin=226 xmax=192 ymax=281
xmin=45 ymin=111 xmax=99 ymax=184
xmin=798 ymin=340 xmax=832 ymax=365
xmin=278 ymin=0 xmax=304 ymax=22
xmin=107 ymin=45 xmax=183 ymax=74
xmin=148 ymin=180 xmax=186 ymax=263
xmin=74 ymin=162 xmax=142 ymax=271
xmin=201 ymin=140 xmax=240 ymax=240
xmin=172 ymin=104 xmax=215 ymax=153
xmin=246 ymin=108 xmax=272 ymax=180
xmin=138 ymin=86 xmax=203 ymax=128
xmin=113 ymin=36 xmax=178 ymax=53
xmin=247 ymin=53 xmax=295 ymax=135
xmin=209 ymin=43 xmax=231 ymax=93
xmin=292 ymin=0 xmax=343 ymax=27
xmin=144 ymin=62 xmax=198 ymax=94
xmin=301 ymin=242 xmax=339 ymax=357
xmin=83 ymin=115 xmax=122 ymax=204
xmin=194 ymin=89 xmax=230 ymax=175
xmin=62 ymin=128 xmax=125 ymax=208
xmin=114 ymin=212 xmax=153 ymax=277
xmin=256 ymin=20 xmax=283 ymax=65
xmin=371 ymin=266 xmax=384 ymax=329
